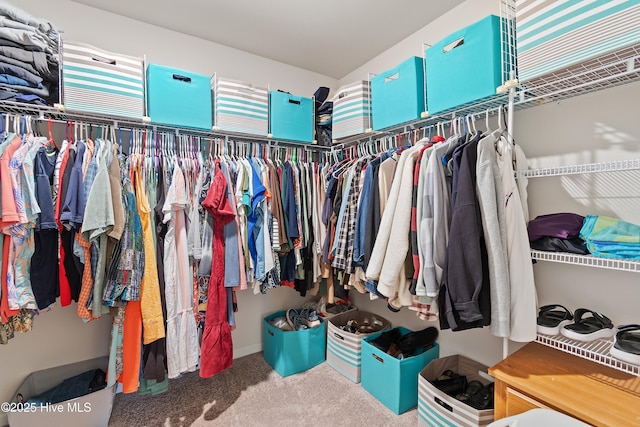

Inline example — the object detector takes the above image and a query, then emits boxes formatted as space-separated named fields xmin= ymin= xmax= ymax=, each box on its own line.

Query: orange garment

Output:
xmin=1 ymin=238 xmax=19 ymax=323
xmin=119 ymin=300 xmax=142 ymax=393
xmin=134 ymin=171 xmax=165 ymax=344
xmin=75 ymin=231 xmax=96 ymax=320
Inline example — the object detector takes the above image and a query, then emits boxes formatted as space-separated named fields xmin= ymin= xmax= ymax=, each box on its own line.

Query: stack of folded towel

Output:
xmin=580 ymin=215 xmax=640 ymax=260
xmin=0 ymin=1 xmax=60 ymax=105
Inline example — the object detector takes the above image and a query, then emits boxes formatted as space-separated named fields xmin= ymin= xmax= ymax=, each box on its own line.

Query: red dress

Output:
xmin=199 ymin=160 xmax=235 ymax=378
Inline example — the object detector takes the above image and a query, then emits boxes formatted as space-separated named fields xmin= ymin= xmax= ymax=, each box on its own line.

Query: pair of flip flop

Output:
xmin=536 ymin=305 xmax=614 ymax=341
xmin=537 ymin=305 xmax=640 ymax=365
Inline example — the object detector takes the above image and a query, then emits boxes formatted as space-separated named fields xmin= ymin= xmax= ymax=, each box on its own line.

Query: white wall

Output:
xmin=0 ymin=1 xmax=336 ymax=425
xmin=339 ymin=0 xmax=499 ymax=85
xmin=21 ymin=0 xmax=337 ymax=93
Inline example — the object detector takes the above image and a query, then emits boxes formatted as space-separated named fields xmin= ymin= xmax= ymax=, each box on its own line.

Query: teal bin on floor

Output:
xmin=146 ymin=63 xmax=212 ymax=130
xmin=262 ymin=310 xmax=326 ymax=377
xmin=371 ymin=56 xmax=426 ymax=131
xmin=361 ymin=327 xmax=439 ymax=415
xmin=268 ymin=91 xmax=314 ymax=142
xmin=425 ymin=15 xmax=503 ymax=114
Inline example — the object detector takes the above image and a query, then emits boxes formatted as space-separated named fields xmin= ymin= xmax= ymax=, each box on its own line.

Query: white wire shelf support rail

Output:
xmin=536 ymin=333 xmax=640 ymax=376
xmin=531 ymin=250 xmax=640 ymax=273
xmin=517 ymin=159 xmax=640 ymax=178
xmin=0 ymin=100 xmax=331 ymax=151
xmin=515 ymin=44 xmax=640 ymax=109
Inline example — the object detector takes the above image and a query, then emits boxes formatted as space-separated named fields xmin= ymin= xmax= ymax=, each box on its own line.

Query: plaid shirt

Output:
xmin=332 ymin=161 xmax=364 ymax=273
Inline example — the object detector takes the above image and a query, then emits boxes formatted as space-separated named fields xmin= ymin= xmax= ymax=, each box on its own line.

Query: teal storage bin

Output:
xmin=146 ymin=63 xmax=212 ymax=130
xmin=262 ymin=310 xmax=326 ymax=377
xmin=268 ymin=91 xmax=314 ymax=142
xmin=426 ymin=15 xmax=502 ymax=114
xmin=361 ymin=327 xmax=439 ymax=415
xmin=371 ymin=56 xmax=426 ymax=131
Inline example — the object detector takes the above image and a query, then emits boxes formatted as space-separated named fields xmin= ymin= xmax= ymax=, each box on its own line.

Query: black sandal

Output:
xmin=537 ymin=304 xmax=573 ymax=335
xmin=610 ymin=324 xmax=640 ymax=365
xmin=560 ymin=308 xmax=614 ymax=342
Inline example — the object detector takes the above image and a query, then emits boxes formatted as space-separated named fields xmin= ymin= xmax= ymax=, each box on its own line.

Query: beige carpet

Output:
xmin=108 ymin=352 xmax=417 ymax=426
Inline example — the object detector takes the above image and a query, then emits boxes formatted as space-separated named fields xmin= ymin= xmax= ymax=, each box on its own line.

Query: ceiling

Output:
xmin=70 ymin=0 xmax=464 ymax=79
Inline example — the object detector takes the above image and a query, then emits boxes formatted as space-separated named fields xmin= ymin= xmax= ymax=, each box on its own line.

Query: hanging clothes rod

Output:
xmin=0 ymin=100 xmax=331 ymax=152
xmin=331 ymin=97 xmax=510 ymax=151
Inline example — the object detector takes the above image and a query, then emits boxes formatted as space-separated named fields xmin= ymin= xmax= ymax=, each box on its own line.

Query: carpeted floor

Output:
xmin=108 ymin=352 xmax=417 ymax=426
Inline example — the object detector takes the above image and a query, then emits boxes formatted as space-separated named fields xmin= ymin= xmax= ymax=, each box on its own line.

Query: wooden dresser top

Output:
xmin=488 ymin=343 xmax=640 ymax=427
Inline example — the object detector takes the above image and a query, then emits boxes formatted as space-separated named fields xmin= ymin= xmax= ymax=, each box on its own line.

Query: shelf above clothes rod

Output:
xmin=0 ymin=100 xmax=331 ymax=151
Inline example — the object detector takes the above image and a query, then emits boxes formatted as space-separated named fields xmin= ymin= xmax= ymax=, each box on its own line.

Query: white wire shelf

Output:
xmin=331 ymin=93 xmax=511 ymax=149
xmin=0 ymin=100 xmax=330 ymax=151
xmin=531 ymin=250 xmax=640 ymax=273
xmin=516 ymin=44 xmax=640 ymax=109
xmin=517 ymin=159 xmax=640 ymax=178
xmin=536 ymin=333 xmax=640 ymax=376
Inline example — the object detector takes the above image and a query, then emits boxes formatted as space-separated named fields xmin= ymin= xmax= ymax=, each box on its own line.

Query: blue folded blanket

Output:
xmin=580 ymin=215 xmax=640 ymax=260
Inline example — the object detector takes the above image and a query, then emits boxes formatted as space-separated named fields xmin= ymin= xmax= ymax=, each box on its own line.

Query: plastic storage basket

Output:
xmin=62 ymin=40 xmax=145 ymax=119
xmin=213 ymin=75 xmax=268 ymax=136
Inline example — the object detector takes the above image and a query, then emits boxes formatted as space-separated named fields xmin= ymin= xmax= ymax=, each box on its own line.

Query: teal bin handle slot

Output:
xmin=384 ymin=72 xmax=399 ymax=83
xmin=288 ymin=99 xmax=301 ymax=105
xmin=268 ymin=329 xmax=275 ymax=336
xmin=442 ymin=37 xmax=465 ymax=53
xmin=172 ymin=74 xmax=192 ymax=83
xmin=372 ymin=354 xmax=384 ymax=363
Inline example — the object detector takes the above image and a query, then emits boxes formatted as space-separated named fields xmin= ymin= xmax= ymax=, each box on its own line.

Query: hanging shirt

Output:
xmin=31 ymin=145 xmax=58 ymax=309
xmin=163 ymin=164 xmax=199 ymax=379
xmin=7 ymin=135 xmax=37 ymax=309
xmin=83 ymin=141 xmax=115 ymax=317
xmin=134 ymin=168 xmax=165 ymax=344
xmin=476 ymin=131 xmax=511 ymax=338
xmin=497 ymin=139 xmax=537 ymax=343
xmin=0 ymin=135 xmax=21 ymax=230
xmin=220 ymin=161 xmax=241 ymax=287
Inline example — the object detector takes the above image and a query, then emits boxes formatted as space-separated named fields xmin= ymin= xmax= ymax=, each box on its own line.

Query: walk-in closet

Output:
xmin=0 ymin=0 xmax=638 ymax=426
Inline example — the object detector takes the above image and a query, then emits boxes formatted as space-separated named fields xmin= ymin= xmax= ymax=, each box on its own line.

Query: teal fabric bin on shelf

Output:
xmin=146 ymin=63 xmax=212 ymax=130
xmin=426 ymin=15 xmax=502 ymax=114
xmin=516 ymin=0 xmax=640 ymax=82
xmin=262 ymin=310 xmax=326 ymax=377
xmin=268 ymin=91 xmax=314 ymax=143
xmin=361 ymin=327 xmax=439 ymax=415
xmin=371 ymin=56 xmax=426 ymax=131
